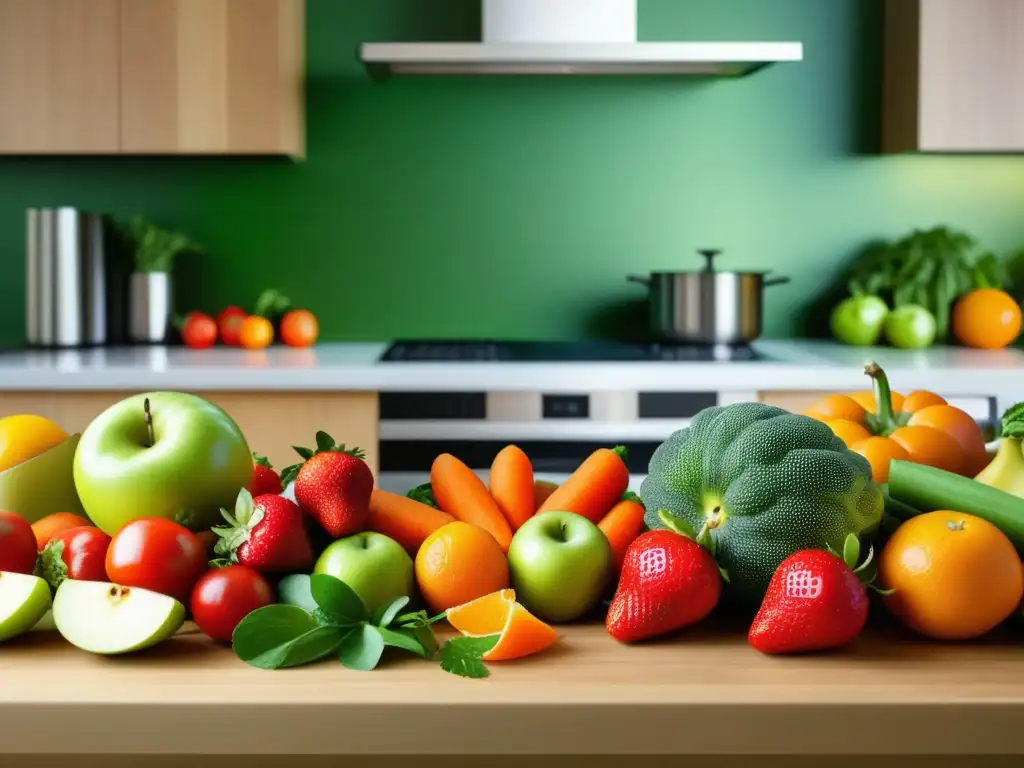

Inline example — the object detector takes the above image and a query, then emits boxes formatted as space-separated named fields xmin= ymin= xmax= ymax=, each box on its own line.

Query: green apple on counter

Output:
xmin=830 ymin=295 xmax=890 ymax=347
xmin=884 ymin=304 xmax=937 ymax=349
xmin=313 ymin=532 xmax=414 ymax=614
xmin=73 ymin=392 xmax=254 ymax=534
xmin=507 ymin=510 xmax=613 ymax=623
xmin=0 ymin=571 xmax=53 ymax=642
xmin=52 ymin=580 xmax=185 ymax=654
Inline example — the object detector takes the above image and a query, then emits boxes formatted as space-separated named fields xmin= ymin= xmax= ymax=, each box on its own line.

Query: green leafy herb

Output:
xmin=373 ymin=596 xmax=410 ymax=628
xmin=378 ymin=626 xmax=432 ymax=658
xmin=232 ymin=605 xmax=343 ymax=669
xmin=620 ymin=489 xmax=644 ymax=505
xmin=439 ymin=635 xmax=500 ymax=679
xmin=276 ymin=574 xmax=319 ymax=613
xmin=337 ymin=625 xmax=386 ymax=671
xmin=120 ymin=216 xmax=203 ymax=274
xmin=253 ymin=289 xmax=292 ymax=319
xmin=310 ymin=573 xmax=366 ymax=626
xmin=406 ymin=482 xmax=438 ymax=509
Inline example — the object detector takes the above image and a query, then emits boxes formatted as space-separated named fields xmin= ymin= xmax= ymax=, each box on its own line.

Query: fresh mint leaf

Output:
xmin=277 ymin=574 xmax=318 ymax=613
xmin=373 ymin=596 xmax=410 ymax=628
xmin=378 ymin=626 xmax=432 ymax=658
xmin=439 ymin=634 xmax=500 ymax=679
xmin=310 ymin=573 xmax=367 ymax=626
xmin=411 ymin=624 xmax=439 ymax=657
xmin=406 ymin=483 xmax=438 ymax=509
xmin=337 ymin=624 xmax=386 ymax=671
xmin=232 ymin=605 xmax=344 ymax=669
xmin=396 ymin=609 xmax=446 ymax=628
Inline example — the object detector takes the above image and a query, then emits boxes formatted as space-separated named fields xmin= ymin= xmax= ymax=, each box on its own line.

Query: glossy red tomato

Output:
xmin=181 ymin=312 xmax=218 ymax=349
xmin=190 ymin=565 xmax=275 ymax=643
xmin=45 ymin=526 xmax=112 ymax=583
xmin=217 ymin=306 xmax=247 ymax=347
xmin=0 ymin=510 xmax=38 ymax=574
xmin=106 ymin=518 xmax=208 ymax=603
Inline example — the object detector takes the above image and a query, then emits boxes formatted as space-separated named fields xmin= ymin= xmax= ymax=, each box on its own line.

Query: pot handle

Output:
xmin=627 ymin=275 xmax=651 ymax=286
xmin=764 ymin=276 xmax=791 ymax=287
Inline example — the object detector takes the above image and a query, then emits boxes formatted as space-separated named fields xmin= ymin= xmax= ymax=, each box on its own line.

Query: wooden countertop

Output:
xmin=2 ymin=620 xmax=1023 ymax=757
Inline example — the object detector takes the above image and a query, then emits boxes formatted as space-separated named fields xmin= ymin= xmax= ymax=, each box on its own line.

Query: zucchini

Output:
xmin=887 ymin=459 xmax=1024 ymax=553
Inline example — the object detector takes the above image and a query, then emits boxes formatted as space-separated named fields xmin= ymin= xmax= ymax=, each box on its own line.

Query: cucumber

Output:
xmin=887 ymin=459 xmax=1024 ymax=553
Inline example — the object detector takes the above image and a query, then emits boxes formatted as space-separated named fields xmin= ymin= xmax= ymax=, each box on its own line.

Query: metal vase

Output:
xmin=128 ymin=272 xmax=172 ymax=344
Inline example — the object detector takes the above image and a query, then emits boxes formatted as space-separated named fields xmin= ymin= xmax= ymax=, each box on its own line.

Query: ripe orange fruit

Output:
xmin=446 ymin=589 xmax=559 ymax=661
xmin=0 ymin=414 xmax=68 ymax=472
xmin=415 ymin=521 xmax=509 ymax=614
xmin=31 ymin=512 xmax=92 ymax=551
xmin=951 ymin=288 xmax=1022 ymax=349
xmin=280 ymin=309 xmax=319 ymax=348
xmin=878 ymin=510 xmax=1023 ymax=640
xmin=238 ymin=316 xmax=274 ymax=349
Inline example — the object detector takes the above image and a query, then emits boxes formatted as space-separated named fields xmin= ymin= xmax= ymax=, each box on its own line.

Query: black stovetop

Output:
xmin=380 ymin=340 xmax=764 ymax=363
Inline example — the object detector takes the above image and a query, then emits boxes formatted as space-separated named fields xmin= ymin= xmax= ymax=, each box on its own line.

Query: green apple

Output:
xmin=52 ymin=580 xmax=185 ymax=654
xmin=313 ymin=532 xmax=414 ymax=614
xmin=884 ymin=304 xmax=937 ymax=349
xmin=73 ymin=392 xmax=254 ymax=534
xmin=0 ymin=571 xmax=53 ymax=642
xmin=507 ymin=510 xmax=613 ymax=623
xmin=830 ymin=295 xmax=890 ymax=346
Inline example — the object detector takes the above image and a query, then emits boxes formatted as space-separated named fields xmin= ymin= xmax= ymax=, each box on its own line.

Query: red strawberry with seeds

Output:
xmin=249 ymin=453 xmax=283 ymax=497
xmin=748 ymin=534 xmax=882 ymax=655
xmin=211 ymin=488 xmax=314 ymax=574
xmin=606 ymin=511 xmax=725 ymax=644
xmin=281 ymin=431 xmax=374 ymax=539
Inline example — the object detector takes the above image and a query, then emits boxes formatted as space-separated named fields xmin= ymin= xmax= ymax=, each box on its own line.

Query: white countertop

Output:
xmin=0 ymin=340 xmax=1022 ymax=398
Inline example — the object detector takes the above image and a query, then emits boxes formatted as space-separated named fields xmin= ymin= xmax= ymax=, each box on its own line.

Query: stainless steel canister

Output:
xmin=128 ymin=272 xmax=173 ymax=344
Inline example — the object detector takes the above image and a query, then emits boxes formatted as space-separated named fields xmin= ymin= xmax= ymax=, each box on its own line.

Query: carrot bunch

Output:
xmin=367 ymin=443 xmax=646 ymax=567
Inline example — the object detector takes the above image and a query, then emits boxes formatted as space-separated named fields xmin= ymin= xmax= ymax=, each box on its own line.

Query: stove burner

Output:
xmin=380 ymin=340 xmax=763 ymax=363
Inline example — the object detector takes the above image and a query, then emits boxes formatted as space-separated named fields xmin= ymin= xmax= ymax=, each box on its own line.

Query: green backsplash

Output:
xmin=2 ymin=0 xmax=1024 ymax=345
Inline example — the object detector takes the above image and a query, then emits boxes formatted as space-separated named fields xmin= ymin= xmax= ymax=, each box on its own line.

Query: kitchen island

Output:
xmin=0 ymin=621 xmax=1022 ymax=767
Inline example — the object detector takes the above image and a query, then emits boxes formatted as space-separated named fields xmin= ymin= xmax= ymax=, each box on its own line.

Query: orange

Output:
xmin=878 ymin=510 xmax=1023 ymax=640
xmin=31 ymin=512 xmax=92 ymax=550
xmin=446 ymin=589 xmax=559 ymax=661
xmin=0 ymin=414 xmax=68 ymax=472
xmin=280 ymin=309 xmax=319 ymax=348
xmin=951 ymin=288 xmax=1022 ymax=350
xmin=238 ymin=316 xmax=274 ymax=349
xmin=415 ymin=521 xmax=509 ymax=614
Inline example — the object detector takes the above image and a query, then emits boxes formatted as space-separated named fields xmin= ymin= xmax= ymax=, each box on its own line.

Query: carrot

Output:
xmin=533 ymin=480 xmax=559 ymax=511
xmin=538 ymin=446 xmax=630 ymax=524
xmin=368 ymin=488 xmax=455 ymax=555
xmin=430 ymin=453 xmax=514 ymax=552
xmin=489 ymin=445 xmax=535 ymax=532
xmin=598 ymin=493 xmax=647 ymax=571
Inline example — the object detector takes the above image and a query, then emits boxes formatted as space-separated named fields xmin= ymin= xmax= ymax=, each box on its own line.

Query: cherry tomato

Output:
xmin=280 ymin=309 xmax=319 ymax=348
xmin=106 ymin=518 xmax=208 ymax=602
xmin=31 ymin=512 xmax=92 ymax=551
xmin=0 ymin=510 xmax=37 ymax=574
xmin=181 ymin=312 xmax=218 ymax=349
xmin=190 ymin=565 xmax=275 ymax=643
xmin=218 ymin=306 xmax=247 ymax=347
xmin=44 ymin=526 xmax=111 ymax=583
xmin=239 ymin=316 xmax=274 ymax=349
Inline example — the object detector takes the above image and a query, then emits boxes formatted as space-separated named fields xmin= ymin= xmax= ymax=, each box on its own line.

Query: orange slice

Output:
xmin=446 ymin=589 xmax=559 ymax=662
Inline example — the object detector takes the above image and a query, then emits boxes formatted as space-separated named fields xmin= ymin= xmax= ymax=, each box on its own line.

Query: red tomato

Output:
xmin=106 ymin=518 xmax=208 ymax=603
xmin=181 ymin=312 xmax=218 ymax=349
xmin=45 ymin=526 xmax=111 ymax=583
xmin=190 ymin=565 xmax=275 ymax=643
xmin=218 ymin=306 xmax=247 ymax=347
xmin=280 ymin=309 xmax=319 ymax=348
xmin=0 ymin=510 xmax=37 ymax=574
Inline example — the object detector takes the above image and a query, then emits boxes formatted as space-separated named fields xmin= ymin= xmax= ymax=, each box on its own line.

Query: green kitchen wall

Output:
xmin=2 ymin=0 xmax=1024 ymax=346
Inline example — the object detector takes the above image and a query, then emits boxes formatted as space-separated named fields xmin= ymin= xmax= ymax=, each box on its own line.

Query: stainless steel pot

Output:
xmin=627 ymin=249 xmax=790 ymax=344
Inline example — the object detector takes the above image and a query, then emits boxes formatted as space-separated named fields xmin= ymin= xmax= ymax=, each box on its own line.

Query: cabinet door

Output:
xmin=119 ymin=0 xmax=304 ymax=156
xmin=0 ymin=0 xmax=120 ymax=153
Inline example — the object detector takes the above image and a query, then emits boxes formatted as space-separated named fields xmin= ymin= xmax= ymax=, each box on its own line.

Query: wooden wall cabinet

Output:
xmin=0 ymin=0 xmax=305 ymax=157
xmin=883 ymin=0 xmax=1024 ymax=153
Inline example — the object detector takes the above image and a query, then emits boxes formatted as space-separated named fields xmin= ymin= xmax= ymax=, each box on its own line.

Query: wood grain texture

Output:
xmin=2 ymin=759 xmax=1023 ymax=768
xmin=0 ymin=390 xmax=378 ymax=475
xmin=883 ymin=0 xmax=1024 ymax=152
xmin=119 ymin=0 xmax=305 ymax=156
xmin=0 ymin=0 xmax=120 ymax=153
xmin=0 ymin=622 xmax=1023 ymax=756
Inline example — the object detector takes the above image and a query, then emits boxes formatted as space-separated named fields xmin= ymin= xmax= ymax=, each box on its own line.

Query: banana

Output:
xmin=975 ymin=437 xmax=1024 ymax=497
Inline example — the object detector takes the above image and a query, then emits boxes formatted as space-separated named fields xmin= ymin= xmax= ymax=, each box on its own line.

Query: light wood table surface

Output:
xmin=1 ymin=618 xmax=1023 ymax=766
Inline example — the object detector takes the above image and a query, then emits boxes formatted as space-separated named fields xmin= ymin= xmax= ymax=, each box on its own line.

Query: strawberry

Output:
xmin=211 ymin=488 xmax=314 ymax=574
xmin=281 ymin=431 xmax=374 ymax=539
xmin=748 ymin=534 xmax=883 ymax=655
xmin=606 ymin=511 xmax=725 ymax=643
xmin=249 ymin=453 xmax=283 ymax=496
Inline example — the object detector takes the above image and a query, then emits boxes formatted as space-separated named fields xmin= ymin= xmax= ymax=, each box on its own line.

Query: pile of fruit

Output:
xmin=2 ymin=361 xmax=1024 ymax=677
xmin=178 ymin=290 xmax=319 ymax=350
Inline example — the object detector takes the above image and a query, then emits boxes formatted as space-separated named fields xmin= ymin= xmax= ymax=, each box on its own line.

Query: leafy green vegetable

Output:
xmin=406 ymin=483 xmax=439 ymax=509
xmin=310 ymin=573 xmax=366 ymax=626
xmin=439 ymin=635 xmax=501 ymax=679
xmin=120 ymin=216 xmax=202 ymax=274
xmin=276 ymin=574 xmax=318 ymax=613
xmin=1000 ymin=402 xmax=1024 ymax=439
xmin=337 ymin=625 xmax=386 ymax=671
xmin=232 ymin=605 xmax=343 ymax=669
xmin=373 ymin=596 xmax=410 ymax=628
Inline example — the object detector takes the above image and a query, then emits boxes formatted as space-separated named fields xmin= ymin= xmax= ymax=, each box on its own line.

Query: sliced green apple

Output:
xmin=53 ymin=580 xmax=185 ymax=655
xmin=0 ymin=571 xmax=53 ymax=642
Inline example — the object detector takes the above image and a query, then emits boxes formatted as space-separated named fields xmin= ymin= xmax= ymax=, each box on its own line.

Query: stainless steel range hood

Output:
xmin=360 ymin=0 xmax=802 ymax=78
